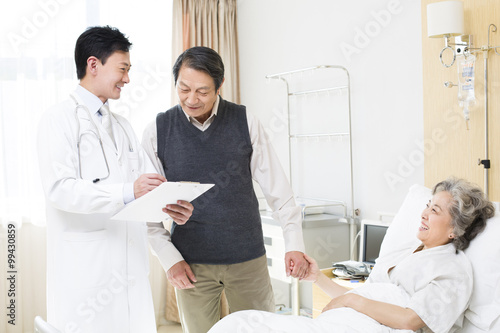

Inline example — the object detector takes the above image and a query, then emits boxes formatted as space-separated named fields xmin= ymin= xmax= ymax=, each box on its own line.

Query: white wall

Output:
xmin=237 ymin=0 xmax=424 ymax=222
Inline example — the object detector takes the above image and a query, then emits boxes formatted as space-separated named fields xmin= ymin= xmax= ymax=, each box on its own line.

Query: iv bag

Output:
xmin=457 ymin=53 xmax=476 ymax=125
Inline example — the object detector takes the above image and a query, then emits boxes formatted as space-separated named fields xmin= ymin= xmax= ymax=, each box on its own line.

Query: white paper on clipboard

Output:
xmin=111 ymin=182 xmax=214 ymax=222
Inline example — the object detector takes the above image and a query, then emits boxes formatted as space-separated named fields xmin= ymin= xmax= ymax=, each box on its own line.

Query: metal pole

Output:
xmin=291 ymin=278 xmax=300 ymax=316
xmin=266 ymin=65 xmax=355 ymax=315
xmin=484 ymin=51 xmax=489 ymax=197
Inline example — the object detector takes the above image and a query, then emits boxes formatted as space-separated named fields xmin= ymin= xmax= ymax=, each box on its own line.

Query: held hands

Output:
xmin=301 ymin=253 xmax=321 ymax=282
xmin=134 ymin=173 xmax=166 ymax=198
xmin=285 ymin=251 xmax=309 ymax=280
xmin=167 ymin=260 xmax=197 ymax=289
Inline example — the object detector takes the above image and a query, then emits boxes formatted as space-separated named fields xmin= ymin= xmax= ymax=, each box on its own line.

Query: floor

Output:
xmin=158 ymin=322 xmax=183 ymax=333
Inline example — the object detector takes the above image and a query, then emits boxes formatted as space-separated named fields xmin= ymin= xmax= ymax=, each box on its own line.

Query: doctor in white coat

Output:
xmin=37 ymin=26 xmax=193 ymax=333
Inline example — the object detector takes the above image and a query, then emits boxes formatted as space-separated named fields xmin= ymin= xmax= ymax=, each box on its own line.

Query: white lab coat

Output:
xmin=37 ymin=89 xmax=157 ymax=333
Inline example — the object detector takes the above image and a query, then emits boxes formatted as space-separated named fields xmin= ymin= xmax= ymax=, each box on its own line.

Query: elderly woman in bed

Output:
xmin=208 ymin=178 xmax=495 ymax=333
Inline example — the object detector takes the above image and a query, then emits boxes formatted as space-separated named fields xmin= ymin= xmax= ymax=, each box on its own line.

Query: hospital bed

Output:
xmin=228 ymin=184 xmax=500 ymax=333
xmin=375 ymin=184 xmax=500 ymax=333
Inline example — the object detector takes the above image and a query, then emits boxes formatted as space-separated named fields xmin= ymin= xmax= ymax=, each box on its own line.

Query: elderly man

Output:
xmin=143 ymin=46 xmax=308 ymax=333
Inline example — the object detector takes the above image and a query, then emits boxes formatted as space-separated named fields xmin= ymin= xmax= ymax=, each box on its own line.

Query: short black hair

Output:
xmin=74 ymin=25 xmax=132 ymax=79
xmin=172 ymin=46 xmax=225 ymax=91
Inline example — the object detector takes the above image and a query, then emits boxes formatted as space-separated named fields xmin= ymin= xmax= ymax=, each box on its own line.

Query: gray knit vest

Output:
xmin=156 ymin=98 xmax=265 ymax=265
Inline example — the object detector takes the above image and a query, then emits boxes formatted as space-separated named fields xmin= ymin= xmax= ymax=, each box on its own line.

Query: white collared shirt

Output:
xmin=181 ymin=94 xmax=220 ymax=131
xmin=142 ymin=96 xmax=305 ymax=271
xmin=75 ymin=84 xmax=106 ymax=118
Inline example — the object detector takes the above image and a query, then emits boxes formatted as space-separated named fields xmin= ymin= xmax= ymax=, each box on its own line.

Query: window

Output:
xmin=0 ymin=0 xmax=173 ymax=226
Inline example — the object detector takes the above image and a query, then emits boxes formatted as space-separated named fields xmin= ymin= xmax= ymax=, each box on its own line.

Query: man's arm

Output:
xmin=246 ymin=111 xmax=308 ymax=279
xmin=147 ymin=221 xmax=196 ymax=289
xmin=142 ymin=121 xmax=196 ymax=288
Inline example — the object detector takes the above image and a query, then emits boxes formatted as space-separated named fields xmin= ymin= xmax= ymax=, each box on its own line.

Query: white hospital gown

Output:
xmin=367 ymin=242 xmax=473 ymax=333
xmin=208 ymin=242 xmax=473 ymax=333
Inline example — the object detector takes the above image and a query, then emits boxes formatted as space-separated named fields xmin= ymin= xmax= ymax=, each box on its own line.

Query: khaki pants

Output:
xmin=175 ymin=255 xmax=275 ymax=333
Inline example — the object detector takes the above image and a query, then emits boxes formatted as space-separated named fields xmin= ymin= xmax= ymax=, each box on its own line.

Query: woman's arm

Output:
xmin=323 ymin=293 xmax=426 ymax=331
xmin=302 ymin=254 xmax=349 ymax=299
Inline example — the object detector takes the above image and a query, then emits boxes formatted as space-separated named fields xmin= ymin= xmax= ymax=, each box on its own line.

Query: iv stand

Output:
xmin=446 ymin=24 xmax=500 ymax=197
xmin=474 ymin=24 xmax=500 ymax=198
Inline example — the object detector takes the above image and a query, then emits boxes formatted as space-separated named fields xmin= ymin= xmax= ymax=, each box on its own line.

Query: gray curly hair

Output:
xmin=433 ymin=177 xmax=495 ymax=251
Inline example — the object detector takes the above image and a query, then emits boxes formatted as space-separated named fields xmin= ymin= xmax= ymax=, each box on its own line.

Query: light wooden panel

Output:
xmin=421 ymin=0 xmax=500 ymax=200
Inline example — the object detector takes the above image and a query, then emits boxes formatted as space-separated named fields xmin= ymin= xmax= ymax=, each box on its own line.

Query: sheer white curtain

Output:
xmin=0 ymin=0 xmax=174 ymax=225
xmin=0 ymin=1 xmax=173 ymax=331
xmin=0 ymin=1 xmax=85 ymax=228
xmin=0 ymin=3 xmax=86 ymax=332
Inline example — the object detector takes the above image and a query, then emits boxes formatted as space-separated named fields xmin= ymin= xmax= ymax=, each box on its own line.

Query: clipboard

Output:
xmin=111 ymin=182 xmax=214 ymax=222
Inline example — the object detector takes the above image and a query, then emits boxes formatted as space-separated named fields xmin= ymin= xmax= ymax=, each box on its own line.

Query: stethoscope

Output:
xmin=70 ymin=93 xmax=134 ymax=183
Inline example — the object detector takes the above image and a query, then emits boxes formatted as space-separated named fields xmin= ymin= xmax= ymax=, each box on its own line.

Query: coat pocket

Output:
xmin=126 ymin=150 xmax=140 ymax=178
xmin=61 ymin=229 xmax=110 ymax=290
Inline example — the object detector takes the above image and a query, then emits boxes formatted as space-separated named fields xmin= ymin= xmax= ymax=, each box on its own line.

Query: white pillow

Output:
xmin=378 ymin=184 xmax=430 ymax=259
xmin=460 ymin=317 xmax=500 ymax=333
xmin=378 ymin=184 xmax=500 ymax=333
xmin=462 ymin=212 xmax=500 ymax=331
